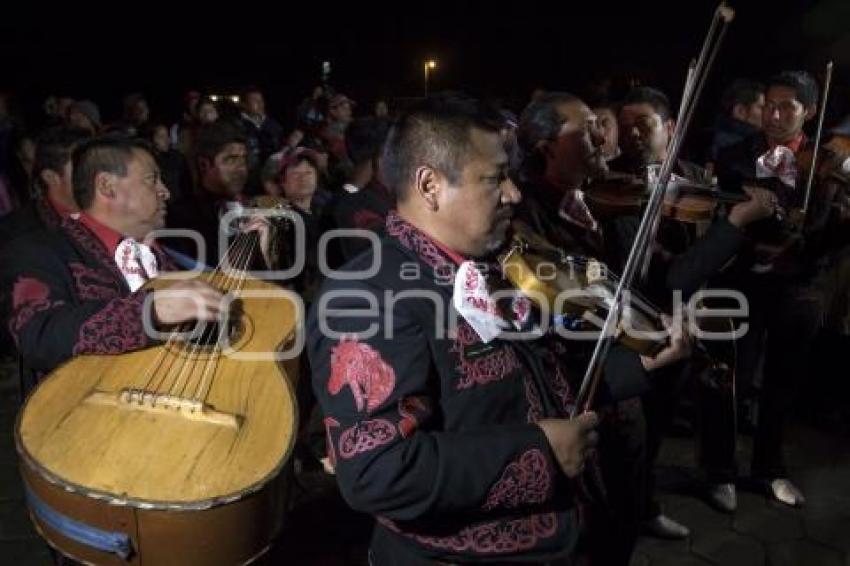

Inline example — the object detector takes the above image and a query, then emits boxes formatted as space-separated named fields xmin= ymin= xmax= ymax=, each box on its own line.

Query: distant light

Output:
xmin=210 ymin=95 xmax=220 ymax=102
xmin=427 ymin=60 xmax=437 ymax=69
xmin=231 ymin=95 xmax=240 ymax=104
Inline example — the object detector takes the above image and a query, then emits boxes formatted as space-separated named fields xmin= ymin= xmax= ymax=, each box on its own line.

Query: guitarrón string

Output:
xmin=137 ymin=232 xmax=246 ymax=396
xmin=138 ymin=229 xmax=259 ymax=408
xmin=169 ymin=232 xmax=257 ymax=402
xmin=190 ymin=235 xmax=257 ymax=403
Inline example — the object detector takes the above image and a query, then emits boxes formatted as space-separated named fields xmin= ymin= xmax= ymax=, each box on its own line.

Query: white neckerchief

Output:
xmin=756 ymin=145 xmax=798 ymax=188
xmin=453 ymin=261 xmax=533 ymax=343
xmin=115 ymin=239 xmax=158 ymax=291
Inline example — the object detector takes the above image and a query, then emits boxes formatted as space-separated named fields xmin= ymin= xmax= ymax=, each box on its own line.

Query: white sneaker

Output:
xmin=768 ymin=478 xmax=805 ymax=506
xmin=708 ymin=483 xmax=737 ymax=513
xmin=642 ymin=514 xmax=690 ymax=539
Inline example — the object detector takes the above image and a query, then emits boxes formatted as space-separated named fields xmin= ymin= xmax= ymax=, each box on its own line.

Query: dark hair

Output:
xmin=381 ymin=93 xmax=503 ymax=201
xmin=33 ymin=126 xmax=91 ymax=195
xmin=138 ymin=121 xmax=169 ymax=142
xmin=196 ymin=96 xmax=218 ymax=112
xmin=122 ymin=93 xmax=147 ymax=116
xmin=193 ymin=121 xmax=247 ymax=167
xmin=720 ymin=79 xmax=765 ymax=114
xmin=280 ymin=152 xmax=319 ymax=178
xmin=588 ymin=98 xmax=619 ymax=116
xmin=240 ymin=85 xmax=263 ymax=99
xmin=766 ymin=71 xmax=819 ymax=109
xmin=518 ymin=92 xmax=581 ymax=152
xmin=517 ymin=92 xmax=581 ymax=180
xmin=346 ymin=117 xmax=390 ymax=166
xmin=620 ymin=86 xmax=673 ymax=121
xmin=71 ymin=135 xmax=154 ymax=210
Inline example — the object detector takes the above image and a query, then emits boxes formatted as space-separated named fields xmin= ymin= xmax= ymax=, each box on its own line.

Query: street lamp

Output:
xmin=424 ymin=59 xmax=437 ymax=96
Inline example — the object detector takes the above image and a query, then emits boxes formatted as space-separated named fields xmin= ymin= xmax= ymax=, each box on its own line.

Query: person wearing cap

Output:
xmin=263 ymin=148 xmax=324 ymax=211
xmin=67 ymin=100 xmax=101 ymax=135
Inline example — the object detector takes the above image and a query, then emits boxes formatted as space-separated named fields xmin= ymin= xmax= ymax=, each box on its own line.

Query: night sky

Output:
xmin=1 ymin=0 xmax=848 ymax=128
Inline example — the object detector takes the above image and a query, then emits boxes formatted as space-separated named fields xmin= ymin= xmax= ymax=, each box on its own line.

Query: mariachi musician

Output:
xmin=714 ymin=68 xmax=850 ymax=507
xmin=515 ymin=84 xmax=777 ymax=533
xmin=2 ymin=135 xmax=271 ymax=396
xmin=307 ymin=93 xmax=692 ymax=566
xmin=1 ymin=135 xmax=282 ymax=565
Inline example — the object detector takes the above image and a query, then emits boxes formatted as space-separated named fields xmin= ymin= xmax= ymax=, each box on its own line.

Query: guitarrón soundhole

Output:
xmin=181 ymin=301 xmax=245 ymax=352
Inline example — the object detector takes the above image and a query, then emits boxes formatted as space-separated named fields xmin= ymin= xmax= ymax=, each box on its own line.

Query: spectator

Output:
xmin=67 ymin=100 xmax=102 ymax=135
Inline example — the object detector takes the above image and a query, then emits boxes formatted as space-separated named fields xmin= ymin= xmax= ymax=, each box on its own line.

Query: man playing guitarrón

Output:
xmin=3 ymin=136 xmax=268 ymax=392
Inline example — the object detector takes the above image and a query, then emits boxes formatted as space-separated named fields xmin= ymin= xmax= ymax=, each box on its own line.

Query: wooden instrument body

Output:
xmin=499 ymin=229 xmax=667 ymax=357
xmin=584 ymin=176 xmax=749 ymax=224
xmin=20 ymin=461 xmax=291 ymax=566
xmin=16 ymin=272 xmax=300 ymax=565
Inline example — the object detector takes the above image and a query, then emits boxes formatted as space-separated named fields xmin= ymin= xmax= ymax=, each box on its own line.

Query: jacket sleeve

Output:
xmin=602 ymin=343 xmax=652 ymax=401
xmin=4 ymin=243 xmax=153 ymax=373
xmin=307 ymin=281 xmax=561 ymax=522
xmin=665 ymin=218 xmax=746 ymax=300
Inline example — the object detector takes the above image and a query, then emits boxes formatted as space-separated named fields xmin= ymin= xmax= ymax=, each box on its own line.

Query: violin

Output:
xmin=498 ymin=221 xmax=735 ymax=380
xmin=584 ymin=171 xmax=750 ymax=224
xmin=796 ymin=136 xmax=850 ymax=185
xmin=499 ymin=221 xmax=667 ymax=356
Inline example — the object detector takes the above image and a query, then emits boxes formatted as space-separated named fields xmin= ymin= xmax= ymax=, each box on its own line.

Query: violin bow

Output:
xmin=571 ymin=3 xmax=735 ymax=417
xmin=637 ymin=60 xmax=697 ymax=281
xmin=800 ymin=61 xmax=835 ymax=221
xmin=637 ymin=4 xmax=734 ymax=282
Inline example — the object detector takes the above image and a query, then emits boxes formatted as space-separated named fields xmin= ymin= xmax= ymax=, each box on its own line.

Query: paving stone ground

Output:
xmin=1 ymin=357 xmax=848 ymax=566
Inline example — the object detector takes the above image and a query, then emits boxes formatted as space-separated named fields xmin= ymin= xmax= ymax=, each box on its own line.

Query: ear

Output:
xmin=804 ymin=105 xmax=817 ymax=121
xmin=412 ymin=165 xmax=443 ymax=212
xmin=665 ymin=119 xmax=676 ymax=138
xmin=731 ymin=103 xmax=746 ymax=122
xmin=94 ymin=171 xmax=117 ymax=201
xmin=39 ymin=169 xmax=60 ymax=188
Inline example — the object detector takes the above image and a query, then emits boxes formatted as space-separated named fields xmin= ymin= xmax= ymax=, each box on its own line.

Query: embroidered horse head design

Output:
xmin=328 ymin=337 xmax=396 ymax=414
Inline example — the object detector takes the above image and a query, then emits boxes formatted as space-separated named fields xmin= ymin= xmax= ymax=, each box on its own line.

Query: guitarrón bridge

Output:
xmin=84 ymin=388 xmax=242 ymax=429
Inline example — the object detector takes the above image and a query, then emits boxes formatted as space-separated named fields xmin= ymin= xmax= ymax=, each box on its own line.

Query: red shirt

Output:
xmin=430 ymin=236 xmax=467 ymax=266
xmin=76 ymin=212 xmax=124 ymax=257
xmin=771 ymin=132 xmax=807 ymax=155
